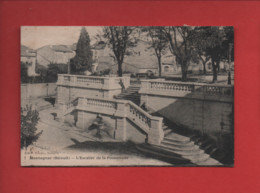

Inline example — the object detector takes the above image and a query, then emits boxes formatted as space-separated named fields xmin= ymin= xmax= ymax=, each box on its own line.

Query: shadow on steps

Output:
xmin=136 ymin=144 xmax=196 ymax=166
xmin=151 ymin=111 xmax=234 ymax=166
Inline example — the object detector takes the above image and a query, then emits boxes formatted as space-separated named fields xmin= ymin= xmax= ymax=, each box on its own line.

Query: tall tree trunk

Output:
xmin=118 ymin=62 xmax=123 ymax=77
xmin=158 ymin=57 xmax=162 ymax=77
xmin=212 ymin=58 xmax=218 ymax=83
xmin=203 ymin=61 xmax=207 ymax=75
xmin=217 ymin=62 xmax=220 ymax=72
xmin=181 ymin=63 xmax=187 ymax=82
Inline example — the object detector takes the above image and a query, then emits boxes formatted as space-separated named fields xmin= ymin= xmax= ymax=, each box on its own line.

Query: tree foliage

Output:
xmin=143 ymin=27 xmax=168 ymax=77
xmin=102 ymin=26 xmax=134 ymax=77
xmin=34 ymin=63 xmax=68 ymax=83
xmin=47 ymin=63 xmax=68 ymax=82
xmin=161 ymin=26 xmax=197 ymax=81
xmin=71 ymin=27 xmax=93 ymax=74
xmin=21 ymin=105 xmax=42 ymax=149
xmin=21 ymin=62 xmax=29 ymax=83
xmin=192 ymin=26 xmax=233 ymax=82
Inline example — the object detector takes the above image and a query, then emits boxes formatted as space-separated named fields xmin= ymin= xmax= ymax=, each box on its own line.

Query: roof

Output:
xmin=50 ymin=45 xmax=74 ymax=53
xmin=37 ymin=45 xmax=74 ymax=53
xmin=69 ymin=43 xmax=77 ymax=51
xmin=92 ymin=41 xmax=106 ymax=50
xmin=21 ymin=45 xmax=36 ymax=57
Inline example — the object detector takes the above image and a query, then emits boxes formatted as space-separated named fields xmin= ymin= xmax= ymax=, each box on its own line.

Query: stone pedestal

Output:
xmin=148 ymin=118 xmax=164 ymax=145
xmin=115 ymin=118 xmax=126 ymax=141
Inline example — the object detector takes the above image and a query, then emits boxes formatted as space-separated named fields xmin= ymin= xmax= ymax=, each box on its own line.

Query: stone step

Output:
xmin=116 ymin=94 xmax=140 ymax=98
xmin=203 ymin=143 xmax=217 ymax=154
xmin=182 ymin=153 xmax=210 ymax=163
xmin=127 ymin=87 xmax=140 ymax=90
xmin=164 ymin=128 xmax=173 ymax=136
xmin=129 ymin=85 xmax=140 ymax=87
xmin=162 ymin=125 xmax=168 ymax=130
xmin=164 ymin=136 xmax=193 ymax=145
xmin=152 ymin=144 xmax=217 ymax=164
xmin=136 ymin=144 xmax=193 ymax=165
xmin=195 ymin=157 xmax=222 ymax=166
xmin=164 ymin=132 xmax=191 ymax=142
xmin=161 ymin=141 xmax=200 ymax=151
xmin=125 ymin=87 xmax=139 ymax=90
xmin=163 ymin=137 xmax=195 ymax=147
xmin=151 ymin=145 xmax=212 ymax=164
xmin=123 ymin=95 xmax=140 ymax=98
xmin=126 ymin=88 xmax=139 ymax=91
xmin=155 ymin=143 xmax=203 ymax=154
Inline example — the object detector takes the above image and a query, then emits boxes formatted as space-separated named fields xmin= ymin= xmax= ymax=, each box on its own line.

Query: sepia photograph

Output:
xmin=20 ymin=26 xmax=234 ymax=167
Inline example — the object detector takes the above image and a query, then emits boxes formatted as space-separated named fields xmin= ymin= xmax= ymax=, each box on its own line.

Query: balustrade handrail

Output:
xmin=58 ymin=74 xmax=128 ymax=80
xmin=141 ymin=79 xmax=234 ymax=97
xmin=65 ymin=97 xmax=161 ymax=123
xmin=141 ymin=79 xmax=234 ymax=88
xmin=127 ymin=100 xmax=161 ymax=122
xmin=62 ymin=97 xmax=163 ymax=136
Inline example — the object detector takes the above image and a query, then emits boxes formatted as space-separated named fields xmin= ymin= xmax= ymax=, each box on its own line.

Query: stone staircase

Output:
xmin=114 ymin=84 xmax=141 ymax=105
xmin=59 ymin=85 xmax=224 ymax=166
xmin=137 ymin=123 xmax=222 ymax=166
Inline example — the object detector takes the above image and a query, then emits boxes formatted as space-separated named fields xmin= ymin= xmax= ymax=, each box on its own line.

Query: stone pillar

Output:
xmin=70 ymin=75 xmax=77 ymax=87
xmin=114 ymin=102 xmax=127 ymax=141
xmin=148 ymin=117 xmax=164 ymax=145
xmin=57 ymin=104 xmax=66 ymax=122
xmin=140 ymin=80 xmax=149 ymax=90
xmin=103 ymin=78 xmax=113 ymax=90
xmin=103 ymin=91 xmax=110 ymax=99
xmin=115 ymin=118 xmax=126 ymax=141
xmin=78 ymin=97 xmax=86 ymax=107
xmin=57 ymin=74 xmax=64 ymax=85
xmin=114 ymin=102 xmax=127 ymax=117
xmin=76 ymin=110 xmax=85 ymax=130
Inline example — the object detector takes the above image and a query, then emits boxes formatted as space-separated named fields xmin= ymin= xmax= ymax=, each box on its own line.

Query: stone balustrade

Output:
xmin=140 ymin=79 xmax=234 ymax=101
xmin=85 ymin=98 xmax=117 ymax=110
xmin=57 ymin=74 xmax=130 ymax=90
xmin=128 ymin=101 xmax=152 ymax=128
xmin=62 ymin=97 xmax=163 ymax=145
xmin=56 ymin=74 xmax=131 ymax=103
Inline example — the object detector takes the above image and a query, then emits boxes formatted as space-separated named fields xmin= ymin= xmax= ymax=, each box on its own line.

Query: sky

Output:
xmin=21 ymin=26 xmax=102 ymax=49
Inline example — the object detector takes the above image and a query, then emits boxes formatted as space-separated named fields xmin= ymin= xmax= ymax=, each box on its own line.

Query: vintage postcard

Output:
xmin=20 ymin=26 xmax=234 ymax=166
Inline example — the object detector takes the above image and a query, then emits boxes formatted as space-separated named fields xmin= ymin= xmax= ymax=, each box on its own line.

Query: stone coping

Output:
xmin=141 ymin=79 xmax=234 ymax=88
xmin=74 ymin=97 xmax=162 ymax=122
xmin=58 ymin=74 xmax=130 ymax=80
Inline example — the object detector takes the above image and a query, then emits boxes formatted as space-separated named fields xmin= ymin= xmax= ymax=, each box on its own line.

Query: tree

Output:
xmin=144 ymin=27 xmax=168 ymax=77
xmin=161 ymin=26 xmax=196 ymax=81
xmin=70 ymin=27 xmax=93 ymax=74
xmin=47 ymin=63 xmax=68 ymax=82
xmin=21 ymin=105 xmax=42 ymax=149
xmin=222 ymin=26 xmax=234 ymax=64
xmin=102 ymin=26 xmax=134 ymax=77
xmin=191 ymin=31 xmax=211 ymax=74
xmin=21 ymin=61 xmax=29 ymax=83
xmin=193 ymin=27 xmax=232 ymax=82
